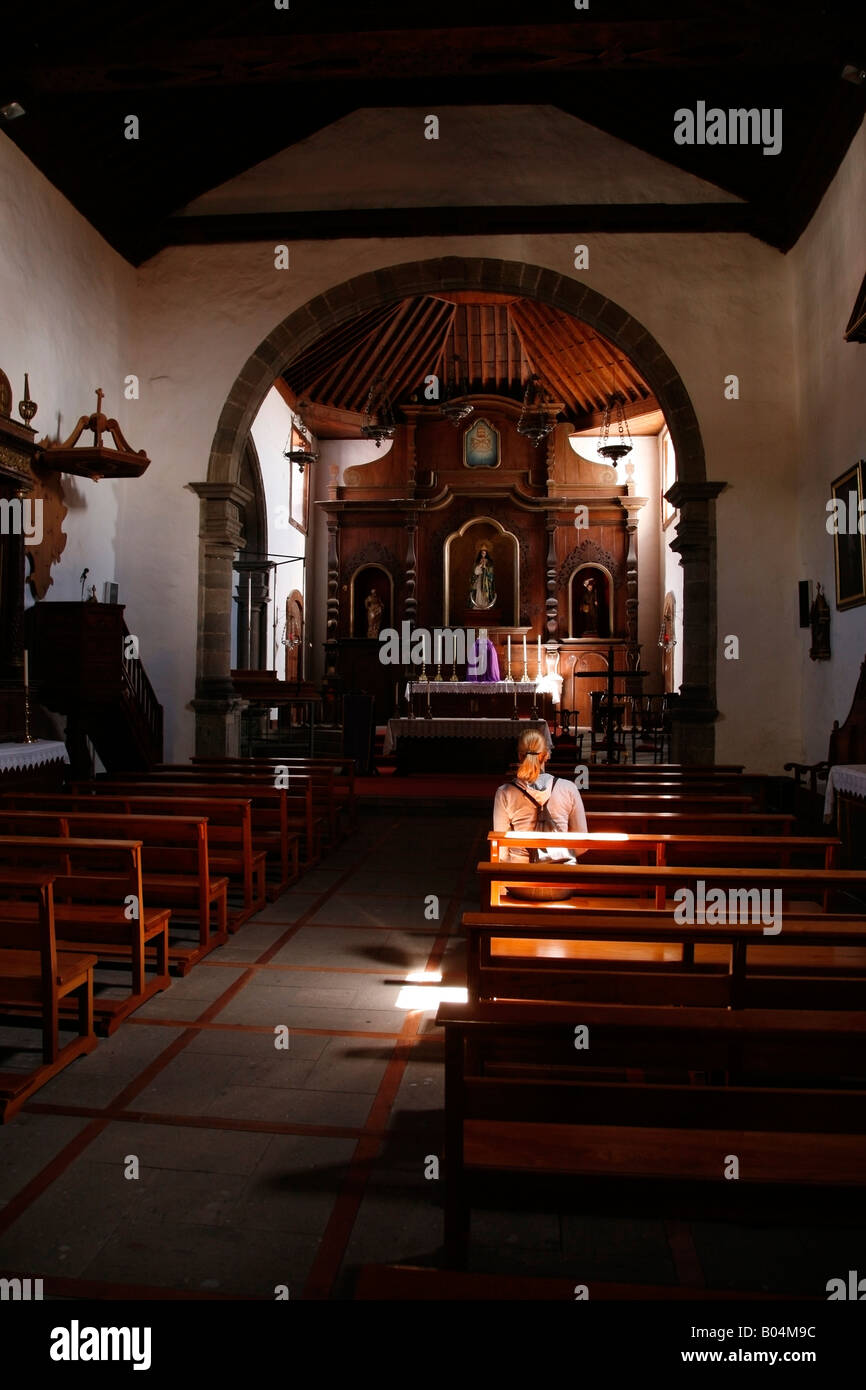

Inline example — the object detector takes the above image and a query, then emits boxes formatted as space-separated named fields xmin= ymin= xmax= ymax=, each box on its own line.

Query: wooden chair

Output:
xmin=0 ymin=830 xmax=170 ymax=1030
xmin=0 ymin=868 xmax=98 ymax=1121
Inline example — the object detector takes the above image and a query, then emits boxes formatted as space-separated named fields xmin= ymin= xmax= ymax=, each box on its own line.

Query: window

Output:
xmin=660 ymin=427 xmax=678 ymax=529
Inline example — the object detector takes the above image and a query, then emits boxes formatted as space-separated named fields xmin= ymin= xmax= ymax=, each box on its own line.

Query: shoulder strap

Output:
xmin=509 ymin=779 xmax=542 ymax=808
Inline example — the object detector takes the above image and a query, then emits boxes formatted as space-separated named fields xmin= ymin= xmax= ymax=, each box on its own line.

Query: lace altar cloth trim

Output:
xmin=0 ymin=739 xmax=70 ymax=773
xmin=405 ymin=681 xmax=537 ymax=696
xmin=823 ymin=763 xmax=866 ymax=820
xmin=384 ymin=718 xmax=551 ymax=755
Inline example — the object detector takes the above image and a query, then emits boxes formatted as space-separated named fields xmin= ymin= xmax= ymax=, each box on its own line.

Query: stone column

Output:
xmin=190 ymin=481 xmax=252 ymax=756
xmin=665 ymin=479 xmax=726 ymax=764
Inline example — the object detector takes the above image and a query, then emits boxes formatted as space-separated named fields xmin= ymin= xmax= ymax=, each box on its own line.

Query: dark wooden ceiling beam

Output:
xmin=161 ymin=202 xmax=766 ymax=254
xmin=21 ymin=19 xmax=857 ymax=93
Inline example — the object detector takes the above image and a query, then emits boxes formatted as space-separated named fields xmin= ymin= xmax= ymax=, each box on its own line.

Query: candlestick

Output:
xmin=537 ymin=634 xmax=542 ymax=677
xmin=507 ymin=635 xmax=511 ymax=671
xmin=450 ymin=657 xmax=458 ymax=682
xmin=23 ymin=649 xmax=29 ymax=688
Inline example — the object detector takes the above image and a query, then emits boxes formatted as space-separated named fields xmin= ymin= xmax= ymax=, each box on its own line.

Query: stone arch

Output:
xmin=195 ymin=257 xmax=723 ymax=760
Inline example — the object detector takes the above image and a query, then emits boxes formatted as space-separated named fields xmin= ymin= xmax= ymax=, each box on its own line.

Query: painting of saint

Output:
xmin=463 ymin=417 xmax=500 ymax=469
xmin=469 ymin=547 xmax=496 ymax=609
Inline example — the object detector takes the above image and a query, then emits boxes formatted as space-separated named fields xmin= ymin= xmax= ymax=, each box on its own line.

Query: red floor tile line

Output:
xmin=201 ymin=962 xmax=393 ymax=975
xmin=23 ymin=1101 xmax=374 ymax=1140
xmin=301 ymin=822 xmax=486 ymax=1300
xmin=664 ymin=1218 xmax=706 ymax=1288
xmin=245 ymin=921 xmax=444 ymax=933
xmin=0 ymin=1117 xmax=110 ymax=1238
xmin=125 ymin=1018 xmax=404 ymax=1039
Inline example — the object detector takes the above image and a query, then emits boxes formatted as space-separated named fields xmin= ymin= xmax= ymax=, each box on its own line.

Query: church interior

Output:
xmin=1 ymin=1 xmax=866 ymax=1322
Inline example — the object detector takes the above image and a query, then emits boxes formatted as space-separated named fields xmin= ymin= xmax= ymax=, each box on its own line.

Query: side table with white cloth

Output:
xmin=0 ymin=739 xmax=70 ymax=790
xmin=823 ymin=764 xmax=866 ymax=868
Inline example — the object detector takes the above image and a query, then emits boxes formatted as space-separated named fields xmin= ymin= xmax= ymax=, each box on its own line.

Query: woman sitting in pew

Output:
xmin=493 ymin=729 xmax=588 ymax=863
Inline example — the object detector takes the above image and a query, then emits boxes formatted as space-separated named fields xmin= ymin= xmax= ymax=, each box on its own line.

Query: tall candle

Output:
xmin=23 ymin=649 xmax=29 ymax=688
xmin=522 ymin=634 xmax=527 ymax=671
xmin=507 ymin=635 xmax=511 ymax=667
xmin=434 ymin=631 xmax=441 ymax=666
xmin=537 ymin=634 xmax=542 ymax=675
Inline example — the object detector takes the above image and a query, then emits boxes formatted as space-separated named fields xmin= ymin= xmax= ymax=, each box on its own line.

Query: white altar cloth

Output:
xmin=404 ymin=681 xmax=537 ymax=697
xmin=384 ymin=718 xmax=551 ymax=756
xmin=823 ymin=764 xmax=866 ymax=821
xmin=0 ymin=739 xmax=70 ymax=773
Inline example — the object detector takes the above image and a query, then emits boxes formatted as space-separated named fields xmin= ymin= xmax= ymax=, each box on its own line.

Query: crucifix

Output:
xmin=568 ymin=645 xmax=646 ymax=763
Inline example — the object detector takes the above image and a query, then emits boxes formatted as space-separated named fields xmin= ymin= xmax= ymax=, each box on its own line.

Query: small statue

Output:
xmin=86 ymin=585 xmax=99 ymax=603
xmin=365 ymin=588 xmax=384 ymax=638
xmin=580 ymin=575 xmax=599 ymax=635
xmin=809 ymin=582 xmax=831 ymax=661
xmin=469 ymin=547 xmax=496 ymax=609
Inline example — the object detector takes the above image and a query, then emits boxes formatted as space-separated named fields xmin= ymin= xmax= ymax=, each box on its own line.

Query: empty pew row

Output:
xmin=0 ymin=810 xmax=226 ymax=974
xmin=137 ymin=767 xmax=334 ymax=856
xmin=436 ymin=999 xmax=866 ymax=1266
xmin=6 ymin=794 xmax=266 ymax=929
xmin=463 ymin=906 xmax=866 ymax=1009
xmin=0 ymin=868 xmax=98 ymax=1121
xmin=0 ymin=834 xmax=170 ymax=1027
xmin=81 ymin=777 xmax=315 ymax=883
xmin=185 ymin=755 xmax=358 ymax=833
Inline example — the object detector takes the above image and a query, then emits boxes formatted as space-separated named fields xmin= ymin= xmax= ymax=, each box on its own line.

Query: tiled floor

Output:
xmin=0 ymin=806 xmax=863 ymax=1299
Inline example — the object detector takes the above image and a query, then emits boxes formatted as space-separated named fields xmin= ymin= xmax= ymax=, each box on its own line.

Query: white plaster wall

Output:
xmin=790 ymin=117 xmax=866 ymax=764
xmin=249 ymin=387 xmax=307 ymax=678
xmin=182 ymin=107 xmax=741 ymax=218
xmin=0 ymin=132 xmax=135 ymax=613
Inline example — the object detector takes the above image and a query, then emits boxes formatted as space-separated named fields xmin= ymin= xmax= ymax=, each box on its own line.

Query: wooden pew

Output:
xmin=6 ymin=794 xmax=266 ymax=929
xmin=159 ymin=762 xmax=344 ymax=849
xmin=489 ymin=830 xmax=840 ymax=909
xmin=462 ymin=907 xmax=866 ymax=1009
xmin=0 ymin=831 xmax=169 ymax=1030
xmin=580 ymin=793 xmax=756 ymax=814
xmin=585 ymin=811 xmax=795 ymax=837
xmin=0 ymin=868 xmax=98 ymax=1121
xmin=136 ymin=769 xmax=326 ymax=863
xmin=5 ymin=808 xmax=228 ymax=974
xmin=187 ymin=755 xmax=358 ymax=832
xmin=477 ymin=859 xmax=866 ymax=913
xmin=84 ymin=777 xmax=314 ymax=884
xmin=436 ymin=999 xmax=866 ymax=1266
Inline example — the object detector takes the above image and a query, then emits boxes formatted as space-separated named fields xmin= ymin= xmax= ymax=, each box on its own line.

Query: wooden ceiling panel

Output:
xmin=282 ymin=293 xmax=656 ymax=427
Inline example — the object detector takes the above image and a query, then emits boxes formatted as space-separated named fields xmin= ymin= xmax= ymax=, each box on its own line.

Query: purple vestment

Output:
xmin=466 ymin=638 xmax=500 ymax=682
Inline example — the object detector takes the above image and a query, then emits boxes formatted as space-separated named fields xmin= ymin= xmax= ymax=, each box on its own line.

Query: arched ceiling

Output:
xmin=282 ymin=292 xmax=656 ymax=433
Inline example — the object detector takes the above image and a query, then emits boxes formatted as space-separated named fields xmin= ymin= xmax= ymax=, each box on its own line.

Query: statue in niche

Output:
xmin=469 ymin=546 xmax=497 ymax=609
xmin=365 ymin=588 xmax=384 ymax=638
xmin=580 ymin=575 xmax=600 ymax=635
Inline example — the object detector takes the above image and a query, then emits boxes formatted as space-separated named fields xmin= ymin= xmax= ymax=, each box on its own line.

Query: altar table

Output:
xmin=384 ymin=718 xmax=552 ymax=774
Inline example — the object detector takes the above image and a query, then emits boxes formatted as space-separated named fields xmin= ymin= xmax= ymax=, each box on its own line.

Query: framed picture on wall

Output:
xmin=830 ymin=463 xmax=866 ymax=610
xmin=289 ymin=458 xmax=310 ymax=535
